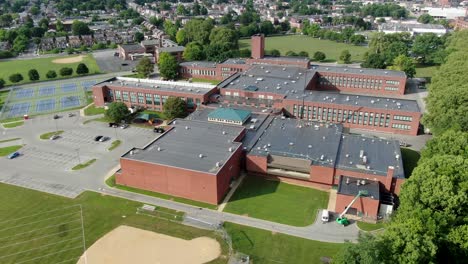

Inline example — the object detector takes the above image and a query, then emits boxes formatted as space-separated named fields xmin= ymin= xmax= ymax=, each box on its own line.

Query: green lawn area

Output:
xmin=225 ymin=222 xmax=343 ymax=264
xmin=106 ymin=175 xmax=217 ymax=209
xmin=225 ymin=176 xmax=329 ymax=226
xmin=71 ymin=158 xmax=97 ymax=170
xmin=0 ymin=183 xmax=228 ymax=264
xmin=357 ymin=221 xmax=386 ymax=232
xmin=108 ymin=139 xmax=122 ymax=151
xmin=401 ymin=148 xmax=421 ymax=178
xmin=415 ymin=64 xmax=439 ymax=88
xmin=83 ymin=116 xmax=111 ymax=124
xmin=190 ymin=78 xmax=220 ymax=85
xmin=0 ymin=137 xmax=20 ymax=143
xmin=3 ymin=121 xmax=24 ymax=128
xmin=39 ymin=130 xmax=64 ymax=140
xmin=0 ymin=54 xmax=100 ymax=86
xmin=239 ymin=35 xmax=368 ymax=62
xmin=84 ymin=104 xmax=106 ymax=116
xmin=0 ymin=145 xmax=22 ymax=156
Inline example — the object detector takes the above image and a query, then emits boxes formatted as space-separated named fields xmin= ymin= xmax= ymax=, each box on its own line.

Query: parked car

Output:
xmin=94 ymin=135 xmax=103 ymax=141
xmin=108 ymin=122 xmax=119 ymax=128
xmin=120 ymin=124 xmax=129 ymax=129
xmin=49 ymin=135 xmax=60 ymax=140
xmin=321 ymin=210 xmax=330 ymax=223
xmin=153 ymin=127 xmax=165 ymax=133
xmin=399 ymin=141 xmax=408 ymax=147
xmin=68 ymin=113 xmax=74 ymax=117
xmin=7 ymin=152 xmax=20 ymax=159
xmin=99 ymin=136 xmax=110 ymax=142
xmin=53 ymin=114 xmax=60 ymax=119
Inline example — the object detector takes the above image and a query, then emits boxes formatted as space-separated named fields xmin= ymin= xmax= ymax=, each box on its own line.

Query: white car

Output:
xmin=99 ymin=136 xmax=110 ymax=142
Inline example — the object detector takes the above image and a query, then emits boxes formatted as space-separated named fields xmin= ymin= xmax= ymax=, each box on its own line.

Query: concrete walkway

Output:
xmin=217 ymin=173 xmax=246 ymax=212
xmin=98 ymin=186 xmax=359 ymax=243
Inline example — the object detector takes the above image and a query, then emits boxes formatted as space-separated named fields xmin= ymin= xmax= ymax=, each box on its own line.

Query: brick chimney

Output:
xmin=251 ymin=34 xmax=265 ymax=59
xmin=385 ymin=166 xmax=394 ymax=192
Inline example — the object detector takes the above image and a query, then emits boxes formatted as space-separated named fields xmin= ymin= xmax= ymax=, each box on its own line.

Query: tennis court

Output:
xmin=82 ymin=80 xmax=97 ymax=91
xmin=36 ymin=98 xmax=56 ymax=112
xmin=61 ymin=96 xmax=81 ymax=108
xmin=7 ymin=102 xmax=31 ymax=118
xmin=38 ymin=86 xmax=56 ymax=96
xmin=14 ymin=88 xmax=34 ymax=99
xmin=61 ymin=83 xmax=78 ymax=93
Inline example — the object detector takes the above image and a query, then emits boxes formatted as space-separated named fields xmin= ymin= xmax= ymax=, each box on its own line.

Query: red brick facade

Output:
xmin=335 ymin=194 xmax=380 ymax=220
xmin=251 ymin=34 xmax=265 ymax=59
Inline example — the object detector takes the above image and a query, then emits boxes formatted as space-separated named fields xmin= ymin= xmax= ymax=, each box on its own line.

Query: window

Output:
xmin=154 ymin=95 xmax=161 ymax=105
xmin=138 ymin=93 xmax=144 ymax=104
xmin=225 ymin=91 xmax=231 ymax=96
xmin=115 ymin=90 xmax=121 ymax=100
xmin=162 ymin=95 xmax=168 ymax=104
xmin=145 ymin=93 xmax=153 ymax=104
xmin=393 ymin=115 xmax=413 ymax=122
xmin=130 ymin=93 xmax=137 ymax=103
xmin=233 ymin=92 xmax=239 ymax=97
xmin=392 ymin=123 xmax=411 ymax=130
xmin=122 ymin=92 xmax=129 ymax=102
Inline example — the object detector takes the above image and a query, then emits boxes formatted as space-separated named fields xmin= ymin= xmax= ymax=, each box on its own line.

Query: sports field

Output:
xmin=0 ymin=55 xmax=100 ymax=86
xmin=239 ymin=35 xmax=369 ymax=62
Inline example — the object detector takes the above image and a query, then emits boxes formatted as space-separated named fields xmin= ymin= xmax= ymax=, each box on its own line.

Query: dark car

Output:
xmin=53 ymin=114 xmax=60 ymax=119
xmin=153 ymin=127 xmax=165 ymax=133
xmin=7 ymin=152 xmax=20 ymax=159
xmin=108 ymin=122 xmax=119 ymax=128
xmin=94 ymin=135 xmax=103 ymax=141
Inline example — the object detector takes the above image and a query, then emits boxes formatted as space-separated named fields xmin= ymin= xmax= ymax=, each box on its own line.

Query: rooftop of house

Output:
xmin=286 ymin=91 xmax=420 ymax=113
xmin=141 ymin=39 xmax=159 ymax=46
xmin=207 ymin=108 xmax=252 ymax=124
xmin=337 ymin=176 xmax=380 ymax=200
xmin=249 ymin=117 xmax=344 ymax=168
xmin=336 ymin=134 xmax=405 ymax=178
xmin=312 ymin=65 xmax=406 ymax=78
xmin=380 ymin=22 xmax=447 ymax=31
xmin=121 ymin=119 xmax=244 ymax=174
xmin=218 ymin=65 xmax=315 ymax=96
xmin=119 ymin=44 xmax=144 ymax=52
xmin=95 ymin=77 xmax=216 ymax=95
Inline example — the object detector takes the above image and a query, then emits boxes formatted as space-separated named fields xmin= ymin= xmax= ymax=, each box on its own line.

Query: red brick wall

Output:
xmin=92 ymin=86 xmax=106 ymax=107
xmin=216 ymin=145 xmax=243 ymax=201
xmin=335 ymin=193 xmax=380 ymax=219
xmin=117 ymin=159 xmax=220 ymax=204
xmin=246 ymin=154 xmax=267 ymax=174
xmin=310 ymin=165 xmax=335 ymax=185
xmin=251 ymin=34 xmax=265 ymax=59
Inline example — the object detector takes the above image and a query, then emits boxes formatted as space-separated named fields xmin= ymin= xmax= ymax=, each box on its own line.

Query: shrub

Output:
xmin=28 ymin=69 xmax=40 ymax=81
xmin=46 ymin=70 xmax=57 ymax=79
xmin=76 ymin=63 xmax=89 ymax=75
xmin=9 ymin=73 xmax=23 ymax=83
xmin=59 ymin=67 xmax=73 ymax=76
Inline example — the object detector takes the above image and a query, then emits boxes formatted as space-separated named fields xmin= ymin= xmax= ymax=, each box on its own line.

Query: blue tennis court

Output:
xmin=61 ymin=83 xmax=78 ymax=93
xmin=8 ymin=102 xmax=31 ymax=117
xmin=81 ymin=81 xmax=96 ymax=91
xmin=61 ymin=96 xmax=80 ymax=108
xmin=14 ymin=88 xmax=34 ymax=99
xmin=36 ymin=99 xmax=56 ymax=112
xmin=38 ymin=86 xmax=56 ymax=96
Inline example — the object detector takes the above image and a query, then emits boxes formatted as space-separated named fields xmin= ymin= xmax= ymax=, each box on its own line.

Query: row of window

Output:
xmin=393 ymin=115 xmax=413 ymax=122
xmin=392 ymin=123 xmax=412 ymax=130
xmin=384 ymin=87 xmax=399 ymax=91
xmin=180 ymin=68 xmax=216 ymax=76
xmin=112 ymin=90 xmax=200 ymax=107
xmin=257 ymin=94 xmax=274 ymax=100
xmin=208 ymin=117 xmax=242 ymax=125
xmin=319 ymin=76 xmax=382 ymax=90
xmin=225 ymin=91 xmax=240 ymax=97
xmin=386 ymin=80 xmax=400 ymax=85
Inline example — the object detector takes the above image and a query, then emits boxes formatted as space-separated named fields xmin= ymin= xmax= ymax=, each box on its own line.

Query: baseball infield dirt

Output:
xmin=77 ymin=225 xmax=221 ymax=264
xmin=52 ymin=55 xmax=84 ymax=64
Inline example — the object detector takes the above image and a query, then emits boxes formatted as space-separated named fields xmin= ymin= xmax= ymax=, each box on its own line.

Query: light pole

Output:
xmin=76 ymin=148 xmax=81 ymax=164
xmin=114 ymin=126 xmax=118 ymax=140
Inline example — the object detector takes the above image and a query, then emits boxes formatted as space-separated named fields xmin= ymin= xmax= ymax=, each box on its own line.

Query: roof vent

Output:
xmin=228 ymin=147 xmax=233 ymax=152
xmin=359 ymin=150 xmax=364 ymax=158
xmin=308 ymin=145 xmax=312 ymax=148
xmin=361 ymin=180 xmax=366 ymax=185
xmin=346 ymin=178 xmax=350 ymax=184
xmin=345 ymin=154 xmax=349 ymax=158
xmin=216 ymin=162 xmax=221 ymax=167
xmin=357 ymin=180 xmax=360 ymax=186
xmin=222 ymin=131 xmax=226 ymax=135
xmin=199 ymin=154 xmax=204 ymax=158
xmin=346 ymin=96 xmax=350 ymax=101
xmin=289 ymin=142 xmax=294 ymax=146
xmin=320 ymin=154 xmax=325 ymax=160
xmin=395 ymin=154 xmax=400 ymax=160
xmin=130 ymin=150 xmax=134 ymax=155
xmin=185 ymin=126 xmax=189 ymax=130
xmin=359 ymin=70 xmax=363 ymax=72
xmin=362 ymin=156 xmax=367 ymax=164
xmin=282 ymin=68 xmax=286 ymax=71
xmin=371 ymin=100 xmax=375 ymax=104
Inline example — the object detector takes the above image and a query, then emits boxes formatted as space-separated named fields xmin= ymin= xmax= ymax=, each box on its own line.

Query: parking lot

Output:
xmin=0 ymin=113 xmax=155 ymax=196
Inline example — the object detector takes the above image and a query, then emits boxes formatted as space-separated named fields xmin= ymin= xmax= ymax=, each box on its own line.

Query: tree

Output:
xmin=183 ymin=42 xmax=205 ymax=61
xmin=209 ymin=27 xmax=238 ymax=49
xmin=134 ymin=32 xmax=144 ymax=43
xmin=298 ymin=51 xmax=309 ymax=57
xmin=239 ymin=49 xmax=251 ymax=58
xmin=59 ymin=67 xmax=73 ymax=76
xmin=269 ymin=49 xmax=281 ymax=57
xmin=176 ymin=5 xmax=188 ymax=16
xmin=388 ymin=55 xmax=415 ymax=78
xmin=184 ymin=19 xmax=213 ymax=44
xmin=71 ymin=20 xmax=91 ymax=36
xmin=105 ymin=102 xmax=130 ymax=123
xmin=39 ymin=18 xmax=49 ymax=30
xmin=418 ymin=14 xmax=434 ymax=24
xmin=46 ymin=70 xmax=57 ymax=79
xmin=421 ymin=130 xmax=468 ymax=159
xmin=334 ymin=233 xmax=388 ymax=264
xmin=9 ymin=73 xmax=23 ymax=83
xmin=56 ymin=20 xmax=64 ymax=32
xmin=361 ymin=53 xmax=386 ymax=69
xmin=163 ymin=97 xmax=187 ymax=120
xmin=158 ymin=53 xmax=179 ymax=80
xmin=176 ymin=29 xmax=187 ymax=45
xmin=285 ymin=51 xmax=297 ymax=56
xmin=340 ymin=50 xmax=352 ymax=64
xmin=412 ymin=33 xmax=445 ymax=65
xmin=0 ymin=78 xmax=5 ymax=88
xmin=313 ymin=51 xmax=326 ymax=61
xmin=30 ymin=6 xmax=40 ymax=16
xmin=136 ymin=57 xmax=154 ymax=78
xmin=76 ymin=63 xmax=89 ymax=75
xmin=350 ymin=34 xmax=366 ymax=45
xmin=28 ymin=69 xmax=40 ymax=81
xmin=259 ymin=21 xmax=275 ymax=36
xmin=12 ymin=35 xmax=29 ymax=53
xmin=383 ymin=41 xmax=409 ymax=65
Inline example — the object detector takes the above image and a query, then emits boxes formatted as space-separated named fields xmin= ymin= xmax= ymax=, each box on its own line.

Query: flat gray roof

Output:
xmin=337 ymin=176 xmax=380 ymax=200
xmin=312 ymin=65 xmax=406 ymax=78
xmin=262 ymin=56 xmax=310 ymax=62
xmin=222 ymin=58 xmax=247 ymax=65
xmin=159 ymin=46 xmax=185 ymax=53
xmin=122 ymin=119 xmax=244 ymax=174
xmin=249 ymin=117 xmax=343 ymax=167
xmin=288 ymin=91 xmax=420 ymax=113
xmin=336 ymin=134 xmax=405 ymax=178
xmin=96 ymin=77 xmax=215 ymax=96
xmin=218 ymin=65 xmax=315 ymax=96
xmin=380 ymin=22 xmax=446 ymax=31
xmin=180 ymin=61 xmax=217 ymax=68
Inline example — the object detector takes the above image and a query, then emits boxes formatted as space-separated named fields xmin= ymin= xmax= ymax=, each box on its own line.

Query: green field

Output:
xmin=2 ymin=121 xmax=24 ymax=128
xmin=357 ymin=221 xmax=386 ymax=232
xmin=0 ymin=55 xmax=100 ymax=86
xmin=239 ymin=35 xmax=368 ymax=62
xmin=225 ymin=176 xmax=329 ymax=226
xmin=84 ymin=104 xmax=105 ymax=116
xmin=0 ymin=145 xmax=22 ymax=156
xmin=39 ymin=130 xmax=64 ymax=140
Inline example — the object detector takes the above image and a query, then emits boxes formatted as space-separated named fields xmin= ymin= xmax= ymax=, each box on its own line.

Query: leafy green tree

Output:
xmin=259 ymin=21 xmax=275 ymax=36
xmin=9 ymin=73 xmax=23 ymax=83
xmin=388 ymin=55 xmax=415 ymax=78
xmin=134 ymin=32 xmax=144 ymax=43
xmin=334 ymin=233 xmax=388 ymax=264
xmin=12 ymin=35 xmax=29 ymax=53
xmin=298 ymin=51 xmax=309 ymax=57
xmin=313 ymin=51 xmax=326 ymax=61
xmin=46 ymin=70 xmax=57 ymax=79
xmin=350 ymin=34 xmax=366 ymax=45
xmin=158 ymin=53 xmax=179 ymax=80
xmin=56 ymin=20 xmax=64 ymax=32
xmin=184 ymin=19 xmax=213 ymax=44
xmin=269 ymin=49 xmax=280 ymax=57
xmin=361 ymin=53 xmax=386 ymax=69
xmin=383 ymin=41 xmax=409 ymax=65
xmin=421 ymin=130 xmax=468 ymax=159
xmin=163 ymin=20 xmax=178 ymax=40
xmin=239 ymin=49 xmax=251 ymax=58
xmin=28 ymin=69 xmax=40 ymax=81
xmin=0 ymin=78 xmax=5 ymax=88
xmin=209 ymin=27 xmax=238 ymax=49
xmin=39 ymin=18 xmax=49 ymax=30
xmin=105 ymin=102 xmax=130 ymax=123
xmin=285 ymin=51 xmax=297 ymax=56
xmin=176 ymin=4 xmax=188 ymax=16
xmin=339 ymin=50 xmax=352 ymax=64
xmin=76 ymin=63 xmax=89 ymax=75
xmin=59 ymin=67 xmax=73 ymax=76
xmin=30 ymin=6 xmax=40 ymax=16
xmin=71 ymin=20 xmax=90 ymax=36
xmin=163 ymin=97 xmax=187 ymax=120
xmin=136 ymin=57 xmax=154 ymax=78
xmin=183 ymin=42 xmax=205 ymax=61
xmin=412 ymin=33 xmax=444 ymax=64
xmin=176 ymin=29 xmax=187 ymax=45
xmin=418 ymin=14 xmax=435 ymax=24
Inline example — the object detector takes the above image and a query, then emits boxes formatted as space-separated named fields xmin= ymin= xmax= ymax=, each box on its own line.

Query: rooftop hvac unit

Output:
xmin=359 ymin=150 xmax=364 ymax=158
xmin=228 ymin=147 xmax=233 ymax=152
xmin=362 ymin=156 xmax=367 ymax=164
xmin=199 ymin=154 xmax=204 ymax=158
xmin=320 ymin=154 xmax=325 ymax=160
xmin=222 ymin=131 xmax=226 ymax=135
xmin=216 ymin=162 xmax=221 ymax=167
xmin=395 ymin=154 xmax=400 ymax=160
xmin=289 ymin=142 xmax=294 ymax=146
xmin=157 ymin=147 xmax=161 ymax=151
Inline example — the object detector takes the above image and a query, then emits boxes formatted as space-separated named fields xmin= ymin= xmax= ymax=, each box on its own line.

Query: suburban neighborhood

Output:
xmin=0 ymin=0 xmax=467 ymax=263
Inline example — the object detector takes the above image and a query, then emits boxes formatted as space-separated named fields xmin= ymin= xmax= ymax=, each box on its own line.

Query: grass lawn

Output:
xmin=39 ymin=130 xmax=64 ymax=140
xmin=401 ymin=148 xmax=421 ymax=178
xmin=415 ymin=64 xmax=439 ymax=79
xmin=106 ymin=175 xmax=217 ymax=209
xmin=0 ymin=183 xmax=228 ymax=264
xmin=72 ymin=158 xmax=97 ymax=170
xmin=0 ymin=145 xmax=22 ymax=156
xmin=239 ymin=35 xmax=368 ymax=62
xmin=108 ymin=140 xmax=122 ymax=151
xmin=3 ymin=121 xmax=24 ymax=128
xmin=225 ymin=222 xmax=343 ymax=264
xmin=357 ymin=221 xmax=386 ymax=232
xmin=189 ymin=78 xmax=220 ymax=85
xmin=84 ymin=104 xmax=106 ymax=116
xmin=0 ymin=137 xmax=20 ymax=143
xmin=83 ymin=116 xmax=111 ymax=124
xmin=225 ymin=176 xmax=329 ymax=226
xmin=0 ymin=54 xmax=101 ymax=86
